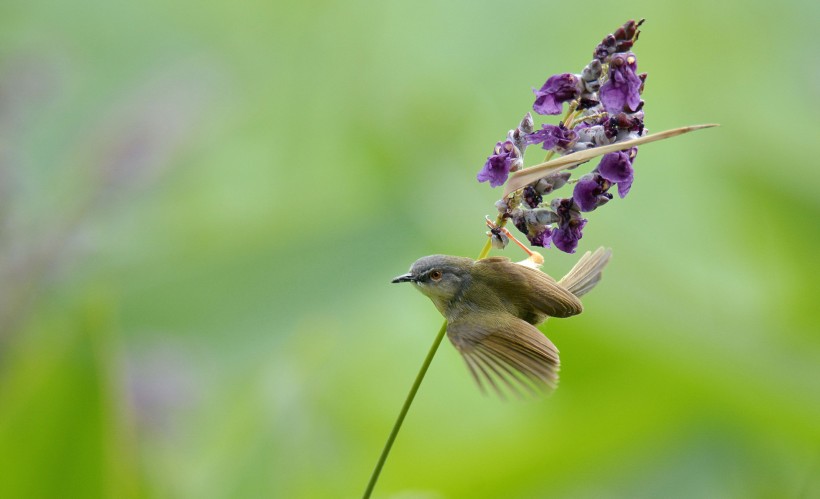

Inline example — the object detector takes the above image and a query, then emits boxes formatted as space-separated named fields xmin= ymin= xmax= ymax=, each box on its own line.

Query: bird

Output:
xmin=392 ymin=247 xmax=611 ymax=396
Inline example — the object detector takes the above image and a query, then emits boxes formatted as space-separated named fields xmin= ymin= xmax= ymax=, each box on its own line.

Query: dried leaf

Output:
xmin=503 ymin=124 xmax=719 ymax=196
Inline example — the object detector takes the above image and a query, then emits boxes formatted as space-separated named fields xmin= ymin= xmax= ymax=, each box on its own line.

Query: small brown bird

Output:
xmin=392 ymin=247 xmax=611 ymax=395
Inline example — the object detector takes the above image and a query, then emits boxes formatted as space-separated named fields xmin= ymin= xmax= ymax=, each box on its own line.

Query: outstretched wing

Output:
xmin=474 ymin=257 xmax=583 ymax=321
xmin=447 ymin=312 xmax=560 ymax=397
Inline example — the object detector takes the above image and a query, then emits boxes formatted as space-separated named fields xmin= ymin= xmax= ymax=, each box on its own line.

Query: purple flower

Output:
xmin=600 ymin=53 xmax=642 ymax=114
xmin=606 ymin=111 xmax=644 ymax=138
xmin=526 ymin=124 xmax=578 ymax=152
xmin=522 ymin=185 xmax=543 ymax=209
xmin=552 ymin=219 xmax=587 ymax=254
xmin=511 ymin=208 xmax=554 ymax=246
xmin=572 ymin=173 xmax=613 ymax=212
xmin=598 ymin=149 xmax=636 ymax=198
xmin=532 ymin=73 xmax=580 ymax=115
xmin=594 ymin=19 xmax=642 ymax=62
xmin=528 ymin=226 xmax=552 ymax=248
xmin=551 ymin=198 xmax=587 ymax=253
xmin=477 ymin=140 xmax=520 ymax=188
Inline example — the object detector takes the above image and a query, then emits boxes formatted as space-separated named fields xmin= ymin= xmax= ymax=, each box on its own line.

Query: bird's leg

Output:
xmin=485 ymin=216 xmax=544 ymax=267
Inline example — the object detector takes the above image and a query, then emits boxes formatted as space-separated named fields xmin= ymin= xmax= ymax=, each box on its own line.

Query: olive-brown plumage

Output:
xmin=392 ymin=248 xmax=611 ymax=395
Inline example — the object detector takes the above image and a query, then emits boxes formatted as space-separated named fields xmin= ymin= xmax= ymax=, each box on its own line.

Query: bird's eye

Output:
xmin=429 ymin=270 xmax=443 ymax=281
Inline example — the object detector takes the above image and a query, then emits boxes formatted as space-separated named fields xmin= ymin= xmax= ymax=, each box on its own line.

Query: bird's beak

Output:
xmin=391 ymin=273 xmax=416 ymax=284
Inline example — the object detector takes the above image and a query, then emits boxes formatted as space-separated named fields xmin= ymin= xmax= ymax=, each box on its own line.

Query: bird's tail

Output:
xmin=558 ymin=247 xmax=612 ymax=297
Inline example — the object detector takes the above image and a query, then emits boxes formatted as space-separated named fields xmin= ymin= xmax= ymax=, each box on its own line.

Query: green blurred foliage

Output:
xmin=0 ymin=0 xmax=818 ymax=497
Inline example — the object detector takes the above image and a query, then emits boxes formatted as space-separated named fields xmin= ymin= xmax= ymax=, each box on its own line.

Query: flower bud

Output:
xmin=490 ymin=229 xmax=509 ymax=249
xmin=533 ymin=171 xmax=571 ymax=195
xmin=518 ymin=112 xmax=534 ymax=134
xmin=533 ymin=208 xmax=559 ymax=225
xmin=581 ymin=59 xmax=602 ymax=93
xmin=495 ymin=199 xmax=509 ymax=215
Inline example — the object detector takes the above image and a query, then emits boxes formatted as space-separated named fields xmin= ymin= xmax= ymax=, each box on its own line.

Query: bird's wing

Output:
xmin=447 ymin=313 xmax=560 ymax=397
xmin=474 ymin=257 xmax=583 ymax=319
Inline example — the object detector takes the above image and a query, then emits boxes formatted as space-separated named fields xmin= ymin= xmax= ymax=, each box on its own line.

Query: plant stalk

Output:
xmin=363 ymin=229 xmax=499 ymax=498
xmin=361 ymin=321 xmax=447 ymax=499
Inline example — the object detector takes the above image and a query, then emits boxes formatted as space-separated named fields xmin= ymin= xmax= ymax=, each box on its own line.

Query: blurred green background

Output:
xmin=0 ymin=0 xmax=818 ymax=498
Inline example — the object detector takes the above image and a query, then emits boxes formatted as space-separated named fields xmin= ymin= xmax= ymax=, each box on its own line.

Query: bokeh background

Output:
xmin=1 ymin=0 xmax=818 ymax=498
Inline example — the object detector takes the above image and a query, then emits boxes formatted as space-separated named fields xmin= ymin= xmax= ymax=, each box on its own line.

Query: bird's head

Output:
xmin=392 ymin=255 xmax=474 ymax=314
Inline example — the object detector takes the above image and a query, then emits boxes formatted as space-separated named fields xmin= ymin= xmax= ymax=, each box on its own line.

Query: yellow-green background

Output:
xmin=0 ymin=1 xmax=817 ymax=498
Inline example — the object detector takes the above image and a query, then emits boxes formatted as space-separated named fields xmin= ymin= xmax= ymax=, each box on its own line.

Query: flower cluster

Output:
xmin=477 ymin=19 xmax=647 ymax=253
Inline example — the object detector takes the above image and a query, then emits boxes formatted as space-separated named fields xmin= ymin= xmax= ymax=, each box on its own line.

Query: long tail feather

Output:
xmin=558 ymin=247 xmax=612 ymax=297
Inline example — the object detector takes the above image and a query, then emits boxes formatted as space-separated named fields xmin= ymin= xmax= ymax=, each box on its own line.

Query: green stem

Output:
xmin=363 ymin=229 xmax=499 ymax=498
xmin=362 ymin=321 xmax=447 ymax=499
xmin=476 ymin=233 xmax=495 ymax=260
